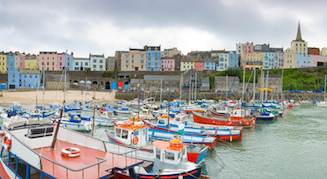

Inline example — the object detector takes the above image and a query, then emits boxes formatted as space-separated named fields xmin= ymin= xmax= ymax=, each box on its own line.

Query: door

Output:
xmin=135 ymin=67 xmax=139 ymax=71
xmin=9 ymin=85 xmax=15 ymax=89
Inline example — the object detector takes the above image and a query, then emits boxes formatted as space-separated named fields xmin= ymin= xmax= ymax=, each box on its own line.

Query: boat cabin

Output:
xmin=114 ymin=123 xmax=147 ymax=148
xmin=101 ymin=111 xmax=116 ymax=118
xmin=230 ymin=108 xmax=245 ymax=120
xmin=213 ymin=105 xmax=230 ymax=114
xmin=156 ymin=113 xmax=188 ymax=126
xmin=152 ymin=139 xmax=188 ymax=172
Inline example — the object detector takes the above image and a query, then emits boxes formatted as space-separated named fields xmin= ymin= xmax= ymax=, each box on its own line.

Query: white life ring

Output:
xmin=2 ymin=133 xmax=12 ymax=150
xmin=61 ymin=147 xmax=81 ymax=157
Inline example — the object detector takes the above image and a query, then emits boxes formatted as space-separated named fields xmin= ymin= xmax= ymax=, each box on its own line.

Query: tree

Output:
xmin=86 ymin=68 xmax=91 ymax=71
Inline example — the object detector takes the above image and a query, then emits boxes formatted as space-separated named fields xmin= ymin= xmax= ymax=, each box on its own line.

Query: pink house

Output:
xmin=273 ymin=52 xmax=284 ymax=69
xmin=161 ymin=58 xmax=175 ymax=71
xmin=243 ymin=42 xmax=253 ymax=54
xmin=194 ymin=61 xmax=204 ymax=71
xmin=57 ymin=53 xmax=65 ymax=70
xmin=310 ymin=55 xmax=327 ymax=67
xmin=19 ymin=56 xmax=25 ymax=70
xmin=39 ymin=51 xmax=58 ymax=71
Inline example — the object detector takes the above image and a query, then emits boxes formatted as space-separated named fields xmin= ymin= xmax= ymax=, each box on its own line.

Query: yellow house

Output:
xmin=284 ymin=48 xmax=296 ymax=68
xmin=253 ymin=52 xmax=263 ymax=69
xmin=180 ymin=59 xmax=194 ymax=71
xmin=25 ymin=59 xmax=39 ymax=70
xmin=0 ymin=54 xmax=7 ymax=72
xmin=321 ymin=47 xmax=327 ymax=56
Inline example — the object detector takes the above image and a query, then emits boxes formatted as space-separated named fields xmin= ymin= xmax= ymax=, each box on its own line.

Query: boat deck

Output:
xmin=34 ymin=140 xmax=143 ymax=179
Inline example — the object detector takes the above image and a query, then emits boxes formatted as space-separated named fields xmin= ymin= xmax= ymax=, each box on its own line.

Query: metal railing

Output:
xmin=41 ymin=155 xmax=107 ymax=179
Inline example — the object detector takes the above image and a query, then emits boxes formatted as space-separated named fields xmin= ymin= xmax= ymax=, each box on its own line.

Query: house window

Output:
xmin=12 ymin=79 xmax=15 ymax=82
xmin=85 ymin=62 xmax=88 ymax=66
xmin=126 ymin=65 xmax=128 ymax=69
xmin=42 ymin=62 xmax=44 ymax=65
xmin=93 ymin=59 xmax=96 ymax=63
xmin=100 ymin=65 xmax=103 ymax=69
xmin=60 ymin=57 xmax=62 ymax=60
xmin=125 ymin=55 xmax=129 ymax=58
xmin=132 ymin=55 xmax=134 ymax=58
xmin=141 ymin=60 xmax=144 ymax=63
xmin=75 ymin=62 xmax=78 ymax=65
xmin=126 ymin=60 xmax=129 ymax=63
xmin=60 ymin=62 xmax=62 ymax=65
xmin=35 ymin=75 xmax=37 ymax=78
xmin=52 ymin=62 xmax=54 ymax=65
xmin=12 ymin=74 xmax=15 ymax=77
xmin=93 ymin=65 xmax=96 ymax=68
xmin=132 ymin=60 xmax=134 ymax=63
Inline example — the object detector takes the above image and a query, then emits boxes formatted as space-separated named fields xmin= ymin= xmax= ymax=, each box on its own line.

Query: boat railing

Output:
xmin=41 ymin=155 xmax=107 ymax=179
xmin=105 ymin=142 xmax=153 ymax=162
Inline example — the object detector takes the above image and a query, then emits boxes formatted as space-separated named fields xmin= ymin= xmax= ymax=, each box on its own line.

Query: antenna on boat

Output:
xmin=92 ymin=84 xmax=97 ymax=137
xmin=51 ymin=100 xmax=65 ymax=150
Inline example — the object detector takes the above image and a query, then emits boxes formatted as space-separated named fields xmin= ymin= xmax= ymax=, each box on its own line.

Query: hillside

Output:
xmin=209 ymin=67 xmax=327 ymax=91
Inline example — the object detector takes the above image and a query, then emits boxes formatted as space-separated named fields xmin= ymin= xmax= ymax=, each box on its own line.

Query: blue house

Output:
xmin=296 ymin=54 xmax=311 ymax=68
xmin=263 ymin=52 xmax=274 ymax=69
xmin=65 ymin=52 xmax=74 ymax=71
xmin=228 ymin=52 xmax=239 ymax=69
xmin=145 ymin=46 xmax=161 ymax=71
xmin=8 ymin=69 xmax=41 ymax=89
xmin=8 ymin=68 xmax=20 ymax=89
xmin=204 ymin=58 xmax=215 ymax=70
xmin=6 ymin=54 xmax=15 ymax=71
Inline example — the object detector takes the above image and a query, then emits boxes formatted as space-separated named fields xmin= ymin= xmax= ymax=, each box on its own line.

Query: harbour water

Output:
xmin=2 ymin=103 xmax=325 ymax=179
xmin=205 ymin=105 xmax=327 ymax=179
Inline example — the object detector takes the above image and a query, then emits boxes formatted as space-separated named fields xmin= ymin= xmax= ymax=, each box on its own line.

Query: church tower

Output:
xmin=291 ymin=21 xmax=308 ymax=54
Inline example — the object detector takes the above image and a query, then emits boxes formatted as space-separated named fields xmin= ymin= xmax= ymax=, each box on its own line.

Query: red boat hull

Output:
xmin=193 ymin=112 xmax=255 ymax=128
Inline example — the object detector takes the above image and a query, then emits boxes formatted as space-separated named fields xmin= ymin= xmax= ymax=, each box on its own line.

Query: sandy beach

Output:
xmin=0 ymin=90 xmax=117 ymax=104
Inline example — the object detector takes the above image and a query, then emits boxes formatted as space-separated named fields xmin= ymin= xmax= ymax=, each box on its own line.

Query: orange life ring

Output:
xmin=2 ymin=134 xmax=11 ymax=150
xmin=205 ymin=131 xmax=212 ymax=134
xmin=61 ymin=147 xmax=80 ymax=157
xmin=133 ymin=136 xmax=139 ymax=145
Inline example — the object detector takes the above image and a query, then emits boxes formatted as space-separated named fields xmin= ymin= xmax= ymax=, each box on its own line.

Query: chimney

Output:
xmin=71 ymin=52 xmax=73 ymax=55
xmin=23 ymin=52 xmax=25 ymax=54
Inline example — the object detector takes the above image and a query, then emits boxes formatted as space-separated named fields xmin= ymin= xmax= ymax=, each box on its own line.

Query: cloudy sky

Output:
xmin=0 ymin=0 xmax=326 ymax=57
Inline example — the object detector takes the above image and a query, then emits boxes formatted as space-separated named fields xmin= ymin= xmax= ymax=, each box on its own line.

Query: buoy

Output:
xmin=133 ymin=136 xmax=139 ymax=145
xmin=61 ymin=147 xmax=80 ymax=157
xmin=2 ymin=133 xmax=12 ymax=150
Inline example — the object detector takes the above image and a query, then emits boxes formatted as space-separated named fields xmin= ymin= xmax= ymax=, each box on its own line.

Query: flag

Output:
xmin=177 ymin=128 xmax=184 ymax=135
xmin=133 ymin=84 xmax=140 ymax=92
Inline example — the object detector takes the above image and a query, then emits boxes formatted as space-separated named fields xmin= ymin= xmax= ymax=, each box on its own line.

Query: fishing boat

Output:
xmin=193 ymin=109 xmax=256 ymax=128
xmin=133 ymin=107 xmax=156 ymax=120
xmin=0 ymin=120 xmax=145 ymax=179
xmin=209 ymin=105 xmax=230 ymax=117
xmin=105 ymin=122 xmax=209 ymax=164
xmin=255 ymin=108 xmax=275 ymax=120
xmin=143 ymin=113 xmax=242 ymax=141
xmin=51 ymin=114 xmax=93 ymax=131
xmin=112 ymin=106 xmax=133 ymax=114
xmin=181 ymin=105 xmax=205 ymax=113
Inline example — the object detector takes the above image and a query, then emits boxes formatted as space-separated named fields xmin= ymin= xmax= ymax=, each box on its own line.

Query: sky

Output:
xmin=0 ymin=0 xmax=326 ymax=57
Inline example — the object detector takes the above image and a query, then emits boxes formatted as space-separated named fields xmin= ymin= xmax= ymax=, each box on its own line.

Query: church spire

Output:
xmin=295 ymin=21 xmax=303 ymax=41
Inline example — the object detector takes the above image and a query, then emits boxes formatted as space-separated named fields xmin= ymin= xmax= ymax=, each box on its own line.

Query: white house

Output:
xmin=90 ymin=54 xmax=106 ymax=71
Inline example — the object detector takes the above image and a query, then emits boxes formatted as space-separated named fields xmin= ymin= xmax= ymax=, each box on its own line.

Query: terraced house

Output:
xmin=121 ymin=48 xmax=146 ymax=71
xmin=145 ymin=45 xmax=161 ymax=71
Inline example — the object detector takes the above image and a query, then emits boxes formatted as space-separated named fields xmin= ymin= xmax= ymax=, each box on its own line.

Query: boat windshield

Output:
xmin=156 ymin=148 xmax=160 ymax=159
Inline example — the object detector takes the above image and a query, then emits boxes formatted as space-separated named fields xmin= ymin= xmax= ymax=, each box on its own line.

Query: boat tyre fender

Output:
xmin=2 ymin=133 xmax=12 ymax=150
xmin=201 ymin=126 xmax=205 ymax=133
xmin=133 ymin=136 xmax=139 ymax=145
xmin=61 ymin=147 xmax=80 ymax=157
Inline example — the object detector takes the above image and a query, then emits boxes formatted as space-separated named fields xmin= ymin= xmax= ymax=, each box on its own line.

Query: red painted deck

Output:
xmin=34 ymin=140 xmax=143 ymax=179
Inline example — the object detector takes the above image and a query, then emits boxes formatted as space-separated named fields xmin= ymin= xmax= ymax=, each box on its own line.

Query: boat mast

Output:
xmin=242 ymin=65 xmax=245 ymax=103
xmin=64 ymin=66 xmax=66 ymax=101
xmin=188 ymin=77 xmax=191 ymax=104
xmin=179 ymin=74 xmax=182 ymax=104
xmin=281 ymin=68 xmax=284 ymax=99
xmin=137 ymin=79 xmax=140 ymax=121
xmin=261 ymin=69 xmax=264 ymax=107
xmin=253 ymin=67 xmax=256 ymax=102
xmin=51 ymin=101 xmax=64 ymax=150
xmin=92 ymin=85 xmax=96 ymax=137
xmin=160 ymin=78 xmax=162 ymax=103
xmin=325 ymin=75 xmax=326 ymax=101
xmin=195 ymin=72 xmax=197 ymax=101
xmin=226 ymin=75 xmax=228 ymax=100
xmin=265 ymin=71 xmax=269 ymax=101
xmin=168 ymin=81 xmax=170 ymax=129
xmin=43 ymin=68 xmax=45 ymax=107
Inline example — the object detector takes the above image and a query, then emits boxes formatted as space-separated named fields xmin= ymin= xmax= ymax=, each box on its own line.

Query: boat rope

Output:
xmin=210 ymin=149 xmax=225 ymax=168
xmin=184 ymin=170 xmax=201 ymax=179
xmin=226 ymin=68 xmax=240 ymax=101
